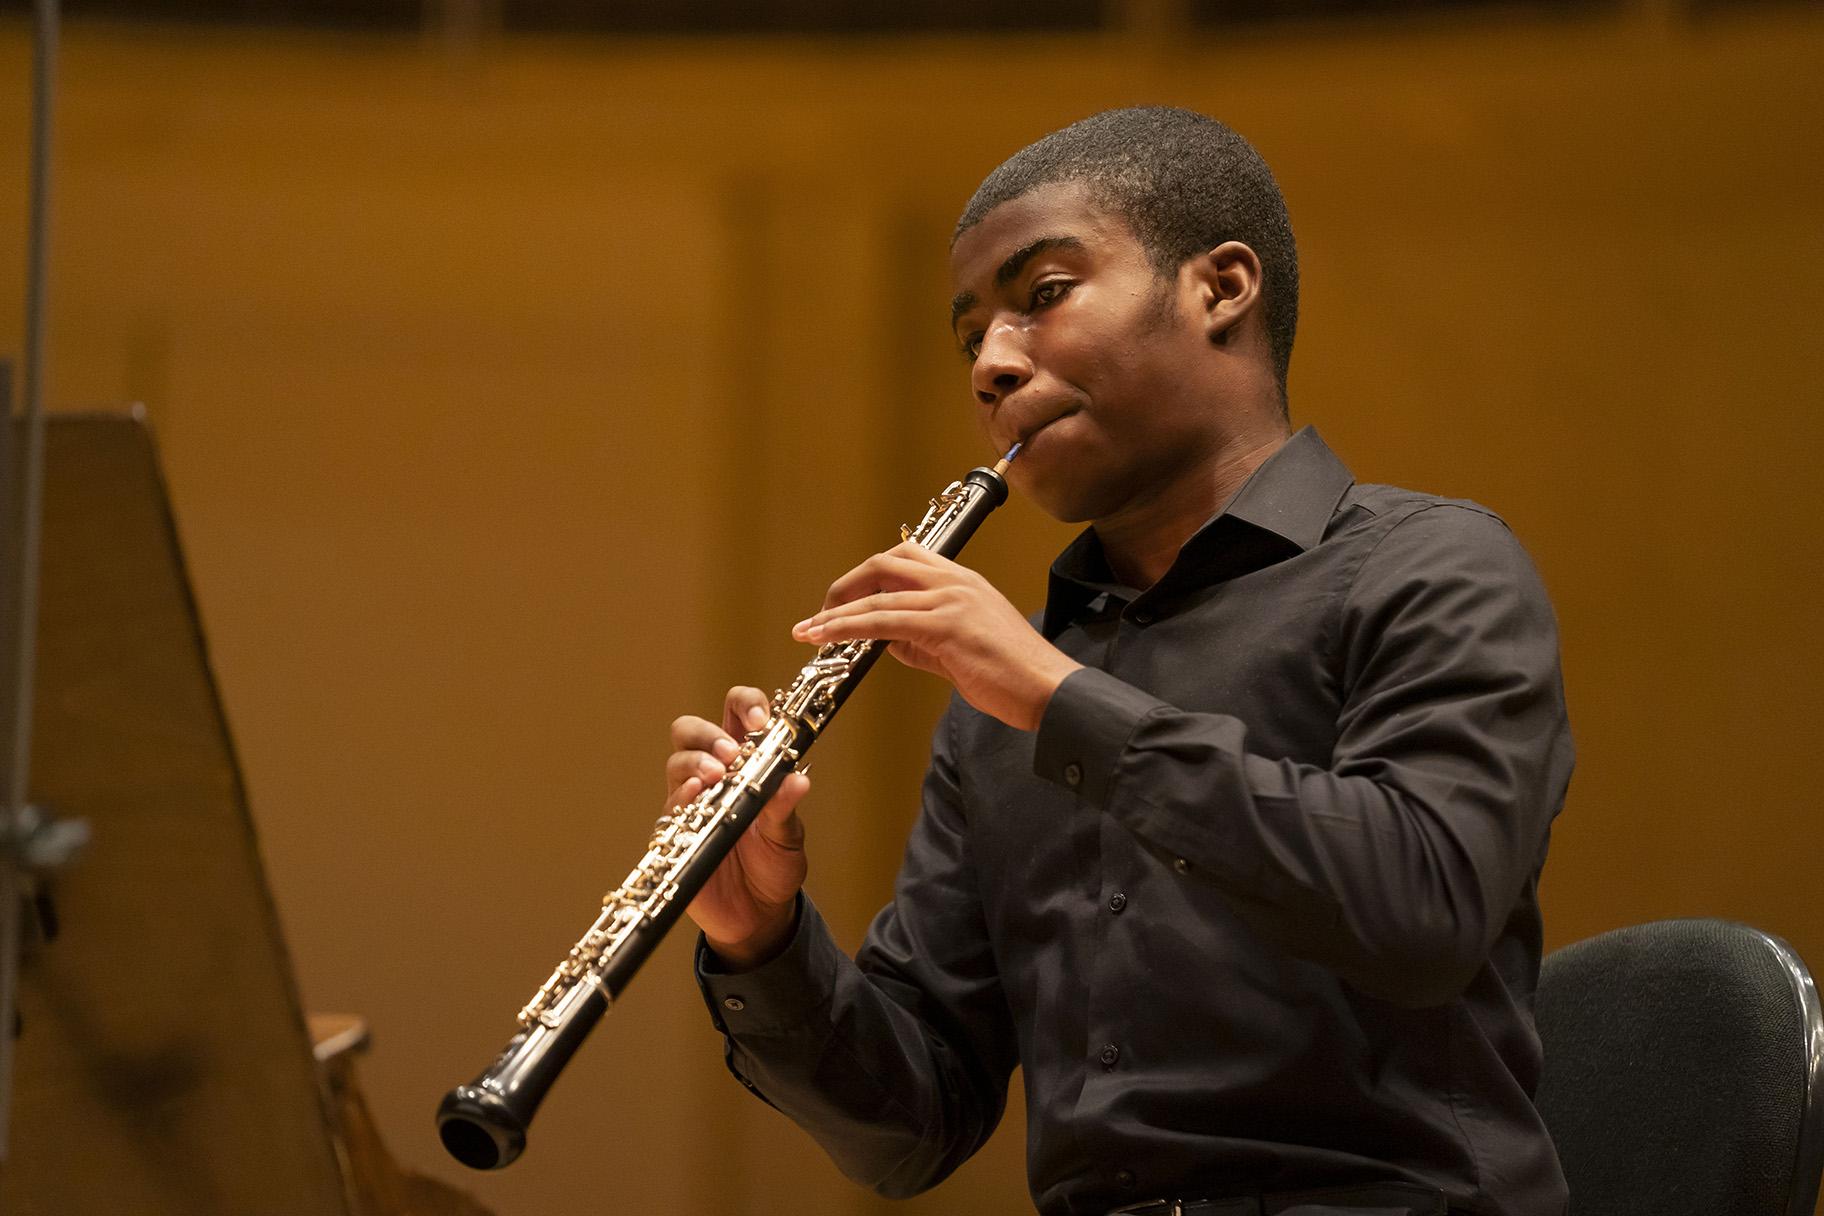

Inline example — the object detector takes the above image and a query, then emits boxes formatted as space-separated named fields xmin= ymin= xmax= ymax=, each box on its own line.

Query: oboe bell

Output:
xmin=436 ymin=450 xmax=1017 ymax=1170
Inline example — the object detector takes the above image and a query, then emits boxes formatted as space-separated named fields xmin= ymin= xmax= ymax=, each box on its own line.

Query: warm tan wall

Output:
xmin=0 ymin=10 xmax=1819 ymax=1214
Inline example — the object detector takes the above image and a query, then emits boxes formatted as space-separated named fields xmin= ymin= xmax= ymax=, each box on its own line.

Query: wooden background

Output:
xmin=0 ymin=6 xmax=1819 ymax=1213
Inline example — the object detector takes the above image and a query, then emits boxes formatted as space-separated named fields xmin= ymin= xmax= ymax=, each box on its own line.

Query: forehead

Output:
xmin=948 ymin=179 xmax=1141 ymax=291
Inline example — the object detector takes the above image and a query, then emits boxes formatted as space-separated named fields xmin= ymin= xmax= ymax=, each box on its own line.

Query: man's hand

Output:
xmin=792 ymin=541 xmax=1082 ymax=732
xmin=671 ymin=686 xmax=811 ymax=971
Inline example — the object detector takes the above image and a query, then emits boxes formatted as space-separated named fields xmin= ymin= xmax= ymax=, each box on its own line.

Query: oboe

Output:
xmin=436 ymin=447 xmax=1019 ymax=1171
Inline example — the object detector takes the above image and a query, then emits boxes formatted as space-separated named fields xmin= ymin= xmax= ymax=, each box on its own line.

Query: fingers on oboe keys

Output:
xmin=667 ymin=713 xmax=737 ymax=800
xmin=722 ymin=685 xmax=770 ymax=739
xmin=667 ymin=686 xmax=767 ymax=803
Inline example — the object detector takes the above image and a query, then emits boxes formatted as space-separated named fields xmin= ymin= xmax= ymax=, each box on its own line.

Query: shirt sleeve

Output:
xmin=1031 ymin=503 xmax=1574 ymax=1009
xmin=695 ymin=704 xmax=1019 ymax=1196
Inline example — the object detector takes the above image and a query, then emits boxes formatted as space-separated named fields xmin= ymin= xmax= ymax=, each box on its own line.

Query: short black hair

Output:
xmin=955 ymin=106 xmax=1299 ymax=398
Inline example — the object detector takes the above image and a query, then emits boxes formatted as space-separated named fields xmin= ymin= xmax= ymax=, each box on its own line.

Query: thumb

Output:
xmin=758 ymin=772 xmax=810 ymax=848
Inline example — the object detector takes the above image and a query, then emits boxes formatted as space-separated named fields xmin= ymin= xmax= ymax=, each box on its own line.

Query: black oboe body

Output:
xmin=436 ymin=457 xmax=1014 ymax=1171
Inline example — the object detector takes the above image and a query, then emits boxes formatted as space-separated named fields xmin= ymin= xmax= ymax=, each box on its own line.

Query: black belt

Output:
xmin=1108 ymin=1182 xmax=1448 ymax=1216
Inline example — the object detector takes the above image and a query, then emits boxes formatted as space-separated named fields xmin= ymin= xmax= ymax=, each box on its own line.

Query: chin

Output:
xmin=1016 ymin=470 xmax=1113 ymax=526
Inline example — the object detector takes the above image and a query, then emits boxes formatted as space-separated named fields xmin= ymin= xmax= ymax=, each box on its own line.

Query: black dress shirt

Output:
xmin=697 ymin=426 xmax=1573 ymax=1216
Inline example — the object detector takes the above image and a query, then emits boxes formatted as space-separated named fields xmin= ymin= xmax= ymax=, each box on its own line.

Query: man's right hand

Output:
xmin=669 ymin=685 xmax=812 ymax=972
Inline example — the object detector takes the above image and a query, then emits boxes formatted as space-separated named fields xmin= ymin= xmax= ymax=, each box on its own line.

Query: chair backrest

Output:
xmin=1535 ymin=919 xmax=1824 ymax=1216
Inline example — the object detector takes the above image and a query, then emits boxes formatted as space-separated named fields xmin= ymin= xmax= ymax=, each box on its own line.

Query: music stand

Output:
xmin=0 ymin=413 xmax=353 ymax=1215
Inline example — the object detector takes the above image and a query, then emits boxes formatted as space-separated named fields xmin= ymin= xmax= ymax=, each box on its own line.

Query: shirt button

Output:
xmin=1115 ymin=1168 xmax=1137 ymax=1189
xmin=1063 ymin=762 xmax=1083 ymax=787
xmin=1099 ymin=1043 xmax=1120 ymax=1069
xmin=1173 ymin=857 xmax=1191 ymax=875
xmin=722 ymin=997 xmax=746 ymax=1012
xmin=1108 ymin=891 xmax=1128 ymax=913
xmin=1132 ymin=607 xmax=1155 ymax=625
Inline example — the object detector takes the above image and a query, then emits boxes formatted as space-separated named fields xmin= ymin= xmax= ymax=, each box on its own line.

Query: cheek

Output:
xmin=972 ymin=409 xmax=998 ymax=454
xmin=1056 ymin=299 xmax=1169 ymax=386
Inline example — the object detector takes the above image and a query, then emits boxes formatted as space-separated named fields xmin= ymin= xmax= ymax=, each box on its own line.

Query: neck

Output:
xmin=1095 ymin=427 xmax=1289 ymax=590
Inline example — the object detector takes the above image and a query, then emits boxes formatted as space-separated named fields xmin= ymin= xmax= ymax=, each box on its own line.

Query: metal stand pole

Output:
xmin=0 ymin=0 xmax=61 ymax=1164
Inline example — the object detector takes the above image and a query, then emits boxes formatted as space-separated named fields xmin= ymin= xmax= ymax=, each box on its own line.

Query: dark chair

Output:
xmin=1535 ymin=919 xmax=1824 ymax=1216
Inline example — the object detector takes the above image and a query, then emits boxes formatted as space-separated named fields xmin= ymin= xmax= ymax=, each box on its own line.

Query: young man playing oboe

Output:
xmin=667 ymin=107 xmax=1572 ymax=1216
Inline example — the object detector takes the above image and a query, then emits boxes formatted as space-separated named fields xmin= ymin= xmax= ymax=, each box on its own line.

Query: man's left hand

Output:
xmin=792 ymin=541 xmax=1083 ymax=732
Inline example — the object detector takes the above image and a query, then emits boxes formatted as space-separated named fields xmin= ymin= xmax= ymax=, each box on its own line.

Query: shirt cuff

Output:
xmin=695 ymin=893 xmax=842 ymax=1038
xmin=1032 ymin=666 xmax=1167 ymax=807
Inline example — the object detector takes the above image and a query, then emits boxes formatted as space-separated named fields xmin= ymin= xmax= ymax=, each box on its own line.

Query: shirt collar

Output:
xmin=1041 ymin=425 xmax=1355 ymax=638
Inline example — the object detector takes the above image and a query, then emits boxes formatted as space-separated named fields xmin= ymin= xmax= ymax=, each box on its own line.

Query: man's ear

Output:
xmin=1185 ymin=241 xmax=1264 ymax=346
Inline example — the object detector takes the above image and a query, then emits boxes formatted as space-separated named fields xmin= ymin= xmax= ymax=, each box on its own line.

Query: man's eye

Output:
xmin=1031 ymin=280 xmax=1072 ymax=308
xmin=961 ymin=334 xmax=983 ymax=361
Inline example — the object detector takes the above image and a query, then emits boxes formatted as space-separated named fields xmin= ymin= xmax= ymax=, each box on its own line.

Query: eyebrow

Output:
xmin=949 ymin=235 xmax=1087 ymax=329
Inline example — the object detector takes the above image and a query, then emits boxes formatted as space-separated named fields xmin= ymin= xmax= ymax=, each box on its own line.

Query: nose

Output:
xmin=970 ymin=320 xmax=1032 ymax=406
